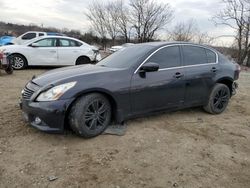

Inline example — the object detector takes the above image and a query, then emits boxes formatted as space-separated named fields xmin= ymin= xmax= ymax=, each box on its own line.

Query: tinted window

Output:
xmin=182 ymin=46 xmax=207 ymax=65
xmin=97 ymin=45 xmax=154 ymax=68
xmin=206 ymin=49 xmax=216 ymax=63
xmin=35 ymin=38 xmax=56 ymax=47
xmin=22 ymin=33 xmax=36 ymax=40
xmin=146 ymin=46 xmax=181 ymax=68
xmin=39 ymin=33 xmax=44 ymax=37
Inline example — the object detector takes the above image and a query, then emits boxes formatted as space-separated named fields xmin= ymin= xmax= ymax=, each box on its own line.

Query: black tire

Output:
xmin=203 ymin=83 xmax=230 ymax=114
xmin=5 ymin=66 xmax=13 ymax=74
xmin=76 ymin=56 xmax=91 ymax=65
xmin=69 ymin=93 xmax=112 ymax=138
xmin=11 ymin=54 xmax=27 ymax=70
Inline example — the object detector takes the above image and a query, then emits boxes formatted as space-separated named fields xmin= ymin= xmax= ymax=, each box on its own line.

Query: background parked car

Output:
xmin=0 ymin=35 xmax=16 ymax=46
xmin=11 ymin=31 xmax=65 ymax=45
xmin=0 ymin=36 xmax=101 ymax=69
xmin=109 ymin=43 xmax=134 ymax=53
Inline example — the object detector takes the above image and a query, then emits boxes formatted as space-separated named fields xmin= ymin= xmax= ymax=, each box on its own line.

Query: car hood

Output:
xmin=32 ymin=64 xmax=121 ymax=86
xmin=0 ymin=44 xmax=25 ymax=51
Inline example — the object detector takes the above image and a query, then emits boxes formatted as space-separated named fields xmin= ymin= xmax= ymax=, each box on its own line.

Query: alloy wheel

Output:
xmin=213 ymin=88 xmax=229 ymax=110
xmin=12 ymin=56 xmax=24 ymax=69
xmin=84 ymin=99 xmax=109 ymax=130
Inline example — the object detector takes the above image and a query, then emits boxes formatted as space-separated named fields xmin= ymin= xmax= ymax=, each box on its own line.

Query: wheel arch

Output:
xmin=64 ymin=89 xmax=119 ymax=130
xmin=216 ymin=77 xmax=234 ymax=95
xmin=75 ymin=55 xmax=91 ymax=65
xmin=10 ymin=52 xmax=28 ymax=65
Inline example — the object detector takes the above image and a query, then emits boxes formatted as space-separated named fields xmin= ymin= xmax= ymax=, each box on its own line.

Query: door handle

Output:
xmin=174 ymin=72 xmax=183 ymax=79
xmin=49 ymin=50 xmax=56 ymax=53
xmin=211 ymin=67 xmax=217 ymax=73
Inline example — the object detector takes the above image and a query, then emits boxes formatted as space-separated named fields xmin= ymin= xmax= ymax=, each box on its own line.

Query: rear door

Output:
xmin=181 ymin=45 xmax=218 ymax=105
xmin=130 ymin=45 xmax=186 ymax=114
xmin=57 ymin=38 xmax=82 ymax=65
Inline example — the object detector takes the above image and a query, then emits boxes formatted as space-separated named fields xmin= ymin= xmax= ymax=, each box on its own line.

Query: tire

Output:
xmin=69 ymin=93 xmax=112 ymax=138
xmin=5 ymin=66 xmax=13 ymax=74
xmin=203 ymin=83 xmax=230 ymax=114
xmin=76 ymin=56 xmax=91 ymax=65
xmin=11 ymin=54 xmax=27 ymax=70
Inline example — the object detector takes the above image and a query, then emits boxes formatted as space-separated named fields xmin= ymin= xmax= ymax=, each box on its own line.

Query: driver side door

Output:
xmin=28 ymin=38 xmax=58 ymax=66
xmin=130 ymin=45 xmax=186 ymax=115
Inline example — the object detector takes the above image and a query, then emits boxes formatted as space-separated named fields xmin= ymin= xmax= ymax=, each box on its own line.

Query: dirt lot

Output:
xmin=0 ymin=68 xmax=250 ymax=188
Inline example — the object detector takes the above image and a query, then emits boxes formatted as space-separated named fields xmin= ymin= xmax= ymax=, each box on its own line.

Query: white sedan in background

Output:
xmin=0 ymin=36 xmax=101 ymax=69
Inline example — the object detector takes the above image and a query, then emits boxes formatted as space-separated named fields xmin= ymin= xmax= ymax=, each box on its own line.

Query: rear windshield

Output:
xmin=97 ymin=45 xmax=154 ymax=69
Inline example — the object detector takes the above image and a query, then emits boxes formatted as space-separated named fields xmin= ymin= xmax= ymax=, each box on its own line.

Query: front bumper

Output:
xmin=232 ymin=82 xmax=238 ymax=95
xmin=20 ymin=98 xmax=74 ymax=133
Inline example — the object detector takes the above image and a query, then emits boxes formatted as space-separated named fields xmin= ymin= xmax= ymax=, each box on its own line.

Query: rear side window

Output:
xmin=182 ymin=46 xmax=207 ymax=66
xmin=22 ymin=33 xmax=36 ymax=40
xmin=146 ymin=46 xmax=181 ymax=69
xmin=39 ymin=33 xmax=44 ymax=37
xmin=59 ymin=39 xmax=82 ymax=47
xmin=59 ymin=39 xmax=70 ymax=47
xmin=205 ymin=49 xmax=216 ymax=63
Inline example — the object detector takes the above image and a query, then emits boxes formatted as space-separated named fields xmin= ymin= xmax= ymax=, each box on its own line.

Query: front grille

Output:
xmin=22 ymin=82 xmax=40 ymax=100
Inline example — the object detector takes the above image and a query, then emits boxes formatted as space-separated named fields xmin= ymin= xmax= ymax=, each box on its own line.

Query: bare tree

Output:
xmin=116 ymin=0 xmax=131 ymax=42
xmin=168 ymin=20 xmax=214 ymax=45
xmin=105 ymin=2 xmax=120 ymax=45
xmin=129 ymin=0 xmax=174 ymax=42
xmin=86 ymin=1 xmax=107 ymax=48
xmin=213 ymin=0 xmax=250 ymax=65
xmin=168 ymin=20 xmax=197 ymax=42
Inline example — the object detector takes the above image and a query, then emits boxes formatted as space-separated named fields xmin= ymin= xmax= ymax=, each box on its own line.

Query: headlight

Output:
xmin=0 ymin=48 xmax=6 ymax=53
xmin=36 ymin=81 xmax=77 ymax=101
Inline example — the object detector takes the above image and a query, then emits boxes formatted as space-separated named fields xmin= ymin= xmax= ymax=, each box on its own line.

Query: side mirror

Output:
xmin=140 ymin=62 xmax=159 ymax=72
xmin=30 ymin=43 xmax=39 ymax=47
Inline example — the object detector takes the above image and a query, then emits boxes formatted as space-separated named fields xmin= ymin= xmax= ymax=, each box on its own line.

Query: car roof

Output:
xmin=135 ymin=41 xmax=217 ymax=52
xmin=25 ymin=35 xmax=89 ymax=46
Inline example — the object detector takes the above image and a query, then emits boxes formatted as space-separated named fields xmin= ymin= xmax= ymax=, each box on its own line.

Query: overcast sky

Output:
xmin=0 ymin=0 xmax=235 ymax=45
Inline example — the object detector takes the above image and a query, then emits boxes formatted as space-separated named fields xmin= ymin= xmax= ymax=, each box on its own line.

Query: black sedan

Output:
xmin=20 ymin=42 xmax=240 ymax=137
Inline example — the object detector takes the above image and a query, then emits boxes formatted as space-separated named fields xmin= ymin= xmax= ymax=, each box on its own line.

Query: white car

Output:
xmin=0 ymin=36 xmax=101 ymax=69
xmin=11 ymin=31 xmax=65 ymax=45
xmin=109 ymin=43 xmax=134 ymax=53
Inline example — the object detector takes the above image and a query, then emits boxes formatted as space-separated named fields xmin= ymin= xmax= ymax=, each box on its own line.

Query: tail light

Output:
xmin=234 ymin=63 xmax=241 ymax=80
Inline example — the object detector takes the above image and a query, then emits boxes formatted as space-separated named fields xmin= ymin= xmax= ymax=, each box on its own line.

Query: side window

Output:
xmin=146 ymin=46 xmax=181 ymax=69
xmin=59 ymin=39 xmax=70 ymax=47
xmin=39 ymin=33 xmax=44 ymax=37
xmin=205 ymin=49 xmax=216 ymax=63
xmin=70 ymin=40 xmax=82 ymax=47
xmin=34 ymin=38 xmax=56 ymax=47
xmin=182 ymin=46 xmax=207 ymax=66
xmin=22 ymin=33 xmax=36 ymax=40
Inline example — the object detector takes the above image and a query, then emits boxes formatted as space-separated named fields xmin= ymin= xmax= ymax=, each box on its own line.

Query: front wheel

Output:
xmin=203 ymin=83 xmax=230 ymax=114
xmin=69 ymin=93 xmax=112 ymax=138
xmin=11 ymin=54 xmax=27 ymax=70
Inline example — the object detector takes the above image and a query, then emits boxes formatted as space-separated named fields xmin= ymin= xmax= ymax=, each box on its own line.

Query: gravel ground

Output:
xmin=0 ymin=68 xmax=249 ymax=188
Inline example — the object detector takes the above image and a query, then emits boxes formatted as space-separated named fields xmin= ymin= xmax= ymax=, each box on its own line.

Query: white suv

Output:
xmin=0 ymin=36 xmax=101 ymax=69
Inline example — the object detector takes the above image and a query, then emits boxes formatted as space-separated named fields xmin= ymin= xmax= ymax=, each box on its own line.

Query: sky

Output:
xmin=0 ymin=0 xmax=236 ymax=45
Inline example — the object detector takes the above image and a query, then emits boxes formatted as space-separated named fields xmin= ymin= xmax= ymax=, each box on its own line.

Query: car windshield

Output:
xmin=97 ymin=45 xmax=154 ymax=68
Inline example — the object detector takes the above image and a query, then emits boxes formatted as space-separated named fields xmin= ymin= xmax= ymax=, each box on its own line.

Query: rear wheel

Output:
xmin=203 ymin=83 xmax=230 ymax=114
xmin=12 ymin=54 xmax=27 ymax=70
xmin=69 ymin=93 xmax=111 ymax=138
xmin=76 ymin=56 xmax=91 ymax=65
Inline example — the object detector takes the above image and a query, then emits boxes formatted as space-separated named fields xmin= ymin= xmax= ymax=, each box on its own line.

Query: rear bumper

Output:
xmin=20 ymin=98 xmax=74 ymax=133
